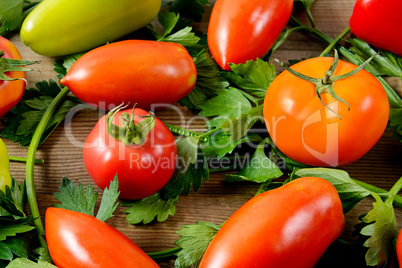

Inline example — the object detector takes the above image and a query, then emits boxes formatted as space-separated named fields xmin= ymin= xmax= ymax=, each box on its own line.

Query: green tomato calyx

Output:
xmin=275 ymin=50 xmax=377 ymax=118
xmin=106 ymin=103 xmax=156 ymax=146
xmin=0 ymin=50 xmax=39 ymax=82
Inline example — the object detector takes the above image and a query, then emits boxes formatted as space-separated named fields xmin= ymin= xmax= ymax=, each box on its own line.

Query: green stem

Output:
xmin=386 ymin=176 xmax=402 ymax=205
xmin=353 ymin=179 xmax=402 ymax=207
xmin=319 ymin=26 xmax=351 ymax=57
xmin=290 ymin=16 xmax=402 ymax=109
xmin=9 ymin=156 xmax=44 ymax=164
xmin=147 ymin=246 xmax=181 ymax=260
xmin=199 ymin=127 xmax=221 ymax=139
xmin=25 ymin=87 xmax=70 ymax=249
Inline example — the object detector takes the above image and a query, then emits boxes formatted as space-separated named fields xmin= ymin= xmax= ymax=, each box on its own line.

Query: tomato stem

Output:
xmin=290 ymin=15 xmax=402 ymax=109
xmin=25 ymin=87 xmax=70 ymax=251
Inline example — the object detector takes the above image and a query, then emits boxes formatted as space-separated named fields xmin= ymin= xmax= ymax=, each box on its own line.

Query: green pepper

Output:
xmin=20 ymin=0 xmax=161 ymax=57
xmin=0 ymin=138 xmax=12 ymax=193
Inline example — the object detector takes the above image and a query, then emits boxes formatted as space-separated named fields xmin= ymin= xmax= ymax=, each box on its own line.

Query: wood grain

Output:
xmin=1 ymin=1 xmax=402 ymax=267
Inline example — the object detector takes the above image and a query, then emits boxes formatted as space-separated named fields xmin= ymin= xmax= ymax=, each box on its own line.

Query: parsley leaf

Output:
xmin=53 ymin=177 xmax=120 ymax=221
xmin=123 ymin=193 xmax=178 ymax=224
xmin=224 ymin=59 xmax=276 ymax=98
xmin=162 ymin=151 xmax=209 ymax=199
xmin=5 ymin=258 xmax=57 ymax=267
xmin=180 ymin=50 xmax=229 ymax=110
xmin=200 ymin=87 xmax=252 ymax=128
xmin=360 ymin=192 xmax=398 ymax=267
xmin=295 ymin=168 xmax=372 ymax=213
xmin=176 ymin=136 xmax=200 ymax=172
xmin=0 ymin=0 xmax=23 ymax=35
xmin=174 ymin=221 xmax=220 ymax=268
xmin=0 ymin=236 xmax=29 ymax=262
xmin=95 ymin=176 xmax=120 ymax=222
xmin=225 ymin=140 xmax=283 ymax=183
xmin=0 ymin=80 xmax=81 ymax=146
xmin=163 ymin=0 xmax=209 ymax=22
xmin=389 ymin=108 xmax=402 ymax=142
xmin=53 ymin=177 xmax=98 ymax=216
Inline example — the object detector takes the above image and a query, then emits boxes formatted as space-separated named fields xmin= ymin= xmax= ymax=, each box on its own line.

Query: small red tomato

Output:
xmin=349 ymin=0 xmax=402 ymax=56
xmin=0 ymin=36 xmax=26 ymax=118
xmin=60 ymin=40 xmax=197 ymax=111
xmin=263 ymin=56 xmax=389 ymax=167
xmin=207 ymin=0 xmax=293 ymax=70
xmin=46 ymin=207 xmax=159 ymax=267
xmin=83 ymin=107 xmax=177 ymax=200
xmin=200 ymin=177 xmax=345 ymax=268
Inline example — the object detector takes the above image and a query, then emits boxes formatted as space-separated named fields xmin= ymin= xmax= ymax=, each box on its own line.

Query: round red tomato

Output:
xmin=46 ymin=207 xmax=159 ymax=267
xmin=207 ymin=0 xmax=293 ymax=70
xmin=0 ymin=36 xmax=26 ymax=118
xmin=83 ymin=107 xmax=177 ymax=200
xmin=263 ymin=57 xmax=389 ymax=167
xmin=200 ymin=177 xmax=345 ymax=267
xmin=60 ymin=40 xmax=197 ymax=111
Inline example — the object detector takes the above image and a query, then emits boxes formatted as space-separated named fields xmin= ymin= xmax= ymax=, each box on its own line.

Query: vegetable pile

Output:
xmin=1 ymin=0 xmax=402 ymax=267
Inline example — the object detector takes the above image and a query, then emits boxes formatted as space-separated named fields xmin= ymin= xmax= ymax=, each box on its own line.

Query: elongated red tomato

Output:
xmin=199 ymin=177 xmax=345 ymax=268
xmin=83 ymin=107 xmax=177 ymax=200
xmin=61 ymin=40 xmax=197 ymax=111
xmin=207 ymin=0 xmax=293 ymax=70
xmin=349 ymin=0 xmax=402 ymax=56
xmin=0 ymin=36 xmax=26 ymax=118
xmin=263 ymin=57 xmax=389 ymax=167
xmin=46 ymin=207 xmax=159 ymax=267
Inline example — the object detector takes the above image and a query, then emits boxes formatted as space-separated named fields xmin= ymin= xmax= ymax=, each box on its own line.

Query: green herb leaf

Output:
xmin=95 ymin=175 xmax=120 ymax=222
xmin=5 ymin=258 xmax=57 ymax=268
xmin=123 ymin=193 xmax=178 ymax=224
xmin=360 ymin=192 xmax=398 ymax=267
xmin=53 ymin=177 xmax=98 ymax=217
xmin=224 ymin=59 xmax=276 ymax=97
xmin=225 ymin=140 xmax=283 ymax=183
xmin=180 ymin=50 xmax=229 ymax=110
xmin=176 ymin=136 xmax=200 ymax=173
xmin=0 ymin=0 xmax=23 ymax=35
xmin=389 ymin=108 xmax=402 ymax=142
xmin=164 ymin=0 xmax=209 ymax=22
xmin=294 ymin=168 xmax=371 ymax=213
xmin=0 ymin=224 xmax=35 ymax=241
xmin=174 ymin=221 xmax=220 ymax=268
xmin=348 ymin=38 xmax=402 ymax=77
xmin=220 ymin=105 xmax=264 ymax=141
xmin=162 ymin=152 xmax=209 ymax=199
xmin=0 ymin=80 xmax=81 ymax=146
xmin=0 ymin=55 xmax=38 ymax=81
xmin=0 ymin=236 xmax=29 ymax=261
xmin=200 ymin=87 xmax=252 ymax=128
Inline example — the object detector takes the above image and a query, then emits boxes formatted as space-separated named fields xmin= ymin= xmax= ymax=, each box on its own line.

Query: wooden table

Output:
xmin=2 ymin=0 xmax=402 ymax=267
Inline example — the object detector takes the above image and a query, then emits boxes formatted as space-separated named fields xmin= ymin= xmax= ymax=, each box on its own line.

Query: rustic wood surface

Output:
xmin=1 ymin=0 xmax=402 ymax=267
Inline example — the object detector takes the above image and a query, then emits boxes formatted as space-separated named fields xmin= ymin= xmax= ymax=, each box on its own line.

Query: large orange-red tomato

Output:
xmin=396 ymin=229 xmax=402 ymax=265
xmin=83 ymin=108 xmax=177 ymax=200
xmin=199 ymin=177 xmax=345 ymax=268
xmin=45 ymin=207 xmax=159 ymax=267
xmin=0 ymin=36 xmax=26 ymax=118
xmin=207 ymin=0 xmax=293 ymax=70
xmin=263 ymin=57 xmax=389 ymax=167
xmin=60 ymin=40 xmax=196 ymax=111
xmin=349 ymin=0 xmax=402 ymax=56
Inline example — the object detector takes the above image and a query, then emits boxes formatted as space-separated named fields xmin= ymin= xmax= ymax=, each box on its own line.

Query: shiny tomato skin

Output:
xmin=396 ymin=229 xmax=402 ymax=265
xmin=349 ymin=0 xmax=402 ymax=56
xmin=45 ymin=207 xmax=159 ymax=268
xmin=199 ymin=177 xmax=345 ymax=268
xmin=207 ymin=0 xmax=293 ymax=70
xmin=263 ymin=57 xmax=389 ymax=167
xmin=0 ymin=36 xmax=26 ymax=118
xmin=61 ymin=40 xmax=197 ymax=111
xmin=83 ymin=108 xmax=177 ymax=200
